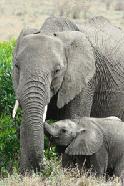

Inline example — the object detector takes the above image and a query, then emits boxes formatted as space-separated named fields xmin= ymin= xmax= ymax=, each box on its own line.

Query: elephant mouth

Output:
xmin=49 ymin=135 xmax=59 ymax=143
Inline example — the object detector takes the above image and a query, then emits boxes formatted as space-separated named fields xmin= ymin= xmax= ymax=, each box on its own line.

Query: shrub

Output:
xmin=0 ymin=40 xmax=20 ymax=176
xmin=0 ymin=40 xmax=16 ymax=115
xmin=0 ymin=115 xmax=20 ymax=176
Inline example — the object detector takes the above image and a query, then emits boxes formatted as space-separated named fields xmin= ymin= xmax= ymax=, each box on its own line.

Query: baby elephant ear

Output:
xmin=65 ymin=127 xmax=103 ymax=156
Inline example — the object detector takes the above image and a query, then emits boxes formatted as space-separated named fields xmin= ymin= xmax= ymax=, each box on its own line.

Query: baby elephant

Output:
xmin=44 ymin=117 xmax=124 ymax=177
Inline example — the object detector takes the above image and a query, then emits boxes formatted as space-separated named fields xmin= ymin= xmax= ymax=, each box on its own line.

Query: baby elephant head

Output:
xmin=44 ymin=118 xmax=103 ymax=156
xmin=44 ymin=120 xmax=77 ymax=146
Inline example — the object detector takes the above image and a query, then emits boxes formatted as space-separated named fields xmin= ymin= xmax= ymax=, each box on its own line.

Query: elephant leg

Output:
xmin=114 ymin=157 xmax=124 ymax=177
xmin=62 ymin=153 xmax=75 ymax=168
xmin=89 ymin=146 xmax=108 ymax=177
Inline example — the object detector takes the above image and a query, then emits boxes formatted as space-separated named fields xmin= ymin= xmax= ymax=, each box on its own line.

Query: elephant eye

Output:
xmin=14 ymin=58 xmax=19 ymax=69
xmin=61 ymin=128 xmax=67 ymax=133
xmin=55 ymin=69 xmax=60 ymax=74
xmin=15 ymin=63 xmax=19 ymax=68
xmin=54 ymin=65 xmax=61 ymax=74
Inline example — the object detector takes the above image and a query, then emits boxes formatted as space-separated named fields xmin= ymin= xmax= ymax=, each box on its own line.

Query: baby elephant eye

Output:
xmin=55 ymin=69 xmax=60 ymax=74
xmin=54 ymin=66 xmax=61 ymax=74
xmin=61 ymin=128 xmax=66 ymax=133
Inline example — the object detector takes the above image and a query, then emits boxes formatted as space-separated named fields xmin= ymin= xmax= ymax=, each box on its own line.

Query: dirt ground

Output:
xmin=0 ymin=0 xmax=54 ymax=40
xmin=1 ymin=0 xmax=124 ymax=41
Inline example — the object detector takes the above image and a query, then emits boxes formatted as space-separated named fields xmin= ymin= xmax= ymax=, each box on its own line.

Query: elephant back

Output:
xmin=40 ymin=16 xmax=79 ymax=34
xmin=80 ymin=16 xmax=124 ymax=88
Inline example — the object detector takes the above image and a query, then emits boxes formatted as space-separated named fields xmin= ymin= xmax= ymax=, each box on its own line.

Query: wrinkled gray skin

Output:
xmin=13 ymin=17 xmax=79 ymax=173
xmin=44 ymin=117 xmax=124 ymax=177
xmin=13 ymin=16 xmax=124 ymax=173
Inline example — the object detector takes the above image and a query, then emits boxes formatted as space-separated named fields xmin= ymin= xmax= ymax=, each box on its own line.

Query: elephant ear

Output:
xmin=14 ymin=27 xmax=40 ymax=56
xmin=55 ymin=31 xmax=95 ymax=108
xmin=65 ymin=126 xmax=103 ymax=156
xmin=13 ymin=27 xmax=40 ymax=93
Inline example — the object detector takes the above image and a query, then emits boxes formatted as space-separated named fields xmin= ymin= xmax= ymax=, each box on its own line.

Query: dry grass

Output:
xmin=0 ymin=173 xmax=121 ymax=186
xmin=0 ymin=172 xmax=120 ymax=186
xmin=54 ymin=0 xmax=91 ymax=19
xmin=0 ymin=159 xmax=121 ymax=186
xmin=1 ymin=0 xmax=124 ymax=40
xmin=114 ymin=0 xmax=124 ymax=11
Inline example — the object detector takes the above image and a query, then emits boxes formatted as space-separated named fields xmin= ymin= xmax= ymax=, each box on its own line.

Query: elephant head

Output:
xmin=12 ymin=29 xmax=95 ymax=172
xmin=44 ymin=120 xmax=77 ymax=146
xmin=44 ymin=118 xmax=103 ymax=156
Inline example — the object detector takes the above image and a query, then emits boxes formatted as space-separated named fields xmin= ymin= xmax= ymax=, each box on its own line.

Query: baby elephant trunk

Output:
xmin=44 ymin=122 xmax=58 ymax=139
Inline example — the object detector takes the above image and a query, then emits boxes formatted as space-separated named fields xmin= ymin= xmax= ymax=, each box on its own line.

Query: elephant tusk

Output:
xmin=106 ymin=116 xmax=121 ymax=121
xmin=43 ymin=105 xmax=48 ymax=122
xmin=12 ymin=100 xmax=19 ymax=118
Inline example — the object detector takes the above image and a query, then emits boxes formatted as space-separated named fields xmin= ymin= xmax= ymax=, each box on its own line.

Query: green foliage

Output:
xmin=42 ymin=157 xmax=61 ymax=178
xmin=44 ymin=120 xmax=57 ymax=160
xmin=0 ymin=40 xmax=16 ymax=114
xmin=0 ymin=40 xmax=57 ymax=177
xmin=0 ymin=40 xmax=20 ymax=176
xmin=0 ymin=115 xmax=20 ymax=176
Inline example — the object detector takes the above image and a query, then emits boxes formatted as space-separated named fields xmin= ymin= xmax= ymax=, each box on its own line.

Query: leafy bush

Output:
xmin=0 ymin=115 xmax=20 ymax=176
xmin=0 ymin=40 xmax=16 ymax=115
xmin=0 ymin=40 xmax=19 ymax=176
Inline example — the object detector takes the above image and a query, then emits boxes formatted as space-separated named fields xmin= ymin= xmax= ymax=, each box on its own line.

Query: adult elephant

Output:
xmin=12 ymin=16 xmax=124 ymax=173
xmin=12 ymin=17 xmax=80 ymax=173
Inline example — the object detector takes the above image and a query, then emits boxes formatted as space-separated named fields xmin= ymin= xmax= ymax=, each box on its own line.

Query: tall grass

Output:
xmin=0 ymin=159 xmax=121 ymax=186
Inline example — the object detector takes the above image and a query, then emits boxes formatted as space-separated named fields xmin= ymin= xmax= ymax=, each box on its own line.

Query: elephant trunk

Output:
xmin=44 ymin=122 xmax=58 ymax=138
xmin=19 ymin=75 xmax=49 ymax=173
